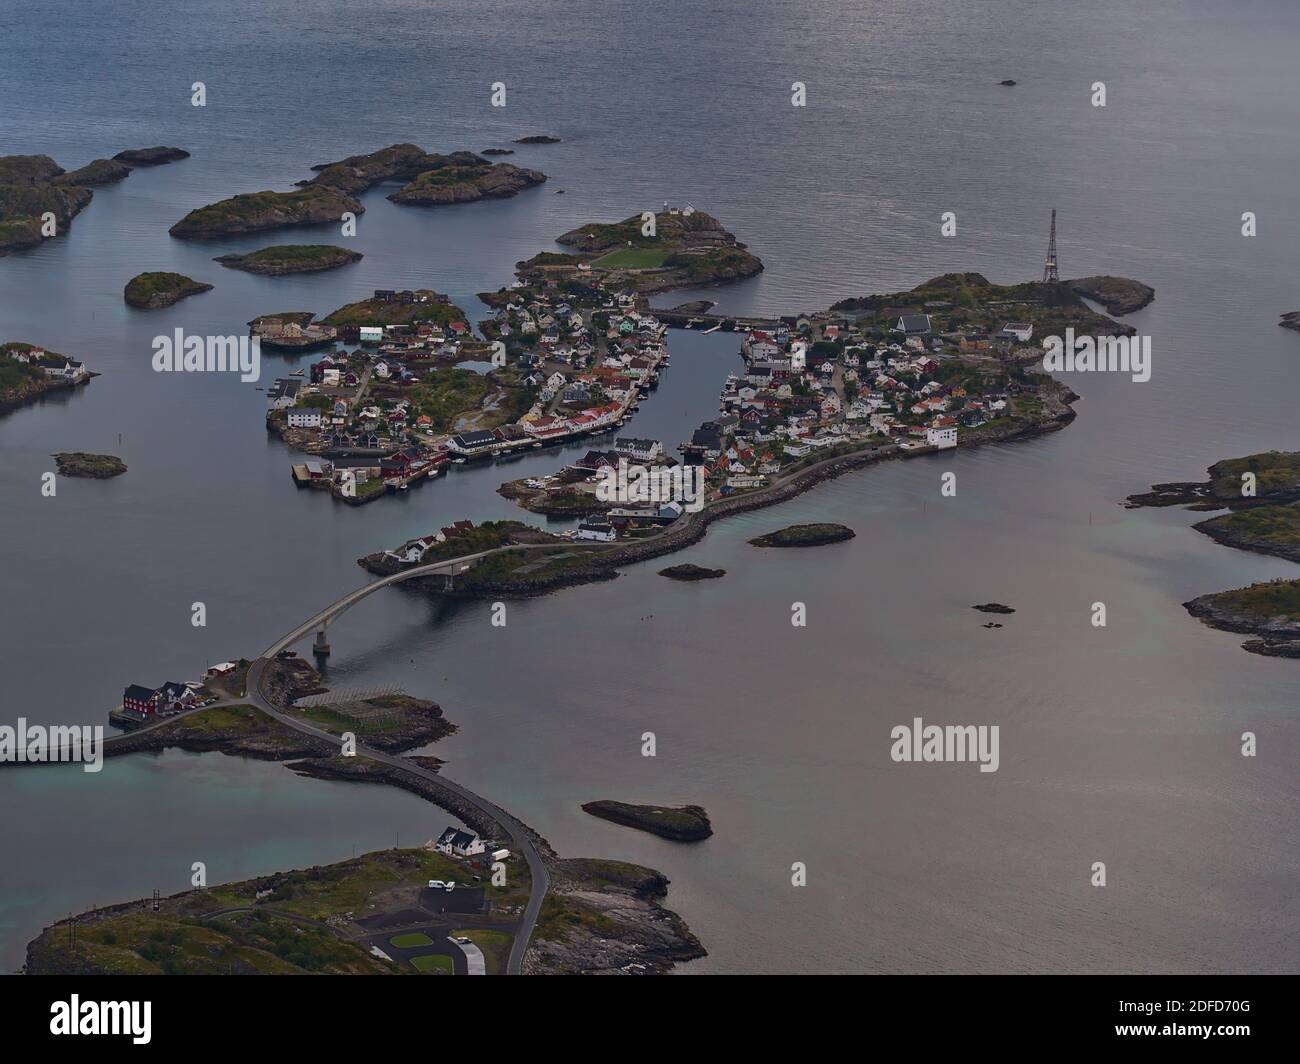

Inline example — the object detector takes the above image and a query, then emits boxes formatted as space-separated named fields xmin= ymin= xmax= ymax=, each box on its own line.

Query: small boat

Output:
xmin=289 ymin=368 xmax=305 ymax=377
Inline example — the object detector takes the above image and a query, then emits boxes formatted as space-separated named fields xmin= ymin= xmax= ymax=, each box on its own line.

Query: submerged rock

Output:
xmin=113 ymin=146 xmax=190 ymax=166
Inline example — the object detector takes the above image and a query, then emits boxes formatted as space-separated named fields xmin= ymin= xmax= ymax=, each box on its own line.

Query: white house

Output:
xmin=576 ymin=521 xmax=616 ymax=542
xmin=927 ymin=426 xmax=958 ymax=449
xmin=287 ymin=408 xmax=322 ymax=429
xmin=614 ymin=437 xmax=664 ymax=462
xmin=435 ymin=826 xmax=486 ymax=857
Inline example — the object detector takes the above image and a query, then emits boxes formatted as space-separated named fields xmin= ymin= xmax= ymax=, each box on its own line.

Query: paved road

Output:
xmin=245 ymin=655 xmax=550 ymax=976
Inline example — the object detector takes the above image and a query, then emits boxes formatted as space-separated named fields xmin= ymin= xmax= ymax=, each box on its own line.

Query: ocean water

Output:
xmin=0 ymin=0 xmax=1296 ymax=972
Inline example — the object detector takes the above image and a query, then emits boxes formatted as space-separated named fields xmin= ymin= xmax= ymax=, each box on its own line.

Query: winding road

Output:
xmin=245 ymin=656 xmax=548 ymax=974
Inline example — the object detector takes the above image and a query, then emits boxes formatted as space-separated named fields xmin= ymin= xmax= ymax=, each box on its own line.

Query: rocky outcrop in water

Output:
xmin=582 ymin=801 xmax=713 ymax=841
xmin=169 ymin=186 xmax=363 ymax=240
xmin=113 ymin=146 xmax=190 ymax=166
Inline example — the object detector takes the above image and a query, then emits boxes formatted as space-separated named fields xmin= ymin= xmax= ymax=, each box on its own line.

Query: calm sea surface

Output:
xmin=0 ymin=0 xmax=1296 ymax=972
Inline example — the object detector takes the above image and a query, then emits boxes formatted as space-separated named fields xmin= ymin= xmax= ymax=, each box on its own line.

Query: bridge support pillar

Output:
xmin=313 ymin=627 xmax=330 ymax=656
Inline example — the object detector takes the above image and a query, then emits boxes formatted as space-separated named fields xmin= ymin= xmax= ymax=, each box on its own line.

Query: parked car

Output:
xmin=427 ymin=880 xmax=445 ymax=889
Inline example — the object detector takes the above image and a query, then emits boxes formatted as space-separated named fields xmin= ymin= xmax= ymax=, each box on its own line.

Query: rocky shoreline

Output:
xmin=526 ymin=858 xmax=706 ymax=975
xmin=1192 ymin=506 xmax=1300 ymax=563
xmin=0 ymin=367 xmax=94 ymax=413
xmin=1183 ymin=584 xmax=1300 ymax=658
xmin=1067 ymin=275 xmax=1155 ymax=315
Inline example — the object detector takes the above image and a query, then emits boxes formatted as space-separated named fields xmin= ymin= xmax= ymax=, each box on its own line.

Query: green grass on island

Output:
xmin=216 ymin=244 xmax=362 ymax=274
xmin=26 ymin=848 xmax=529 ymax=975
xmin=1196 ymin=502 xmax=1300 ymax=554
xmin=1206 ymin=452 xmax=1300 ymax=502
xmin=408 ymin=367 xmax=491 ymax=430
xmin=321 ymin=289 xmax=468 ymax=329
xmin=169 ymin=185 xmax=361 ymax=238
xmin=0 ymin=343 xmax=47 ymax=393
xmin=1199 ymin=579 xmax=1300 ymax=619
xmin=592 ymin=246 xmax=672 ymax=269
xmin=124 ymin=271 xmax=212 ymax=308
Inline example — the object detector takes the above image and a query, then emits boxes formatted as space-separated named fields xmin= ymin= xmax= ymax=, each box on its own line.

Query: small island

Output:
xmin=1194 ymin=503 xmax=1300 ymax=564
xmin=481 ymin=148 xmax=514 ymax=156
xmin=659 ymin=564 xmax=726 ymax=581
xmin=215 ymin=244 xmax=362 ymax=276
xmin=113 ymin=146 xmax=190 ymax=166
xmin=973 ymin=603 xmax=1015 ymax=614
xmin=387 ymin=160 xmax=545 ymax=206
xmin=52 ymin=452 xmax=126 ymax=478
xmin=52 ymin=159 xmax=132 ymax=187
xmin=0 ymin=153 xmax=93 ymax=254
xmin=124 ymin=271 xmax=213 ymax=309
xmin=1185 ymin=580 xmax=1300 ymax=658
xmin=301 ymin=143 xmax=546 ymax=206
xmin=749 ymin=523 xmax=855 ymax=548
xmin=1132 ymin=451 xmax=1300 ymax=658
xmin=2 ymin=341 xmax=93 ymax=410
xmin=169 ymin=186 xmax=363 ymax=240
xmin=542 ymin=210 xmax=763 ymax=293
xmin=513 ymin=135 xmax=562 ymax=144
xmin=1126 ymin=451 xmax=1300 ymax=512
xmin=581 ymin=800 xmax=713 ymax=842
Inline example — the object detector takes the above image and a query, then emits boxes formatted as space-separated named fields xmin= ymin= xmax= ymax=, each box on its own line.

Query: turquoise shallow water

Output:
xmin=0 ymin=0 xmax=1296 ymax=972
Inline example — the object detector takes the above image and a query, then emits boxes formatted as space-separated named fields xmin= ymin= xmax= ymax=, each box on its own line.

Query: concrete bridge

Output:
xmin=261 ymin=541 xmax=608 ymax=659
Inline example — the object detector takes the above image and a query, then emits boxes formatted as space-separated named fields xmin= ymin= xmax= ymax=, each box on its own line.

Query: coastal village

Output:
xmin=493 ymin=271 xmax=1107 ymax=538
xmin=259 ymin=205 xmax=1129 ymax=526
xmin=260 ymin=216 xmax=701 ymax=505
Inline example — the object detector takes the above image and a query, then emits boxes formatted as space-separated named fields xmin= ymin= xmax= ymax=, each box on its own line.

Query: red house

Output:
xmin=122 ymin=684 xmax=159 ymax=718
